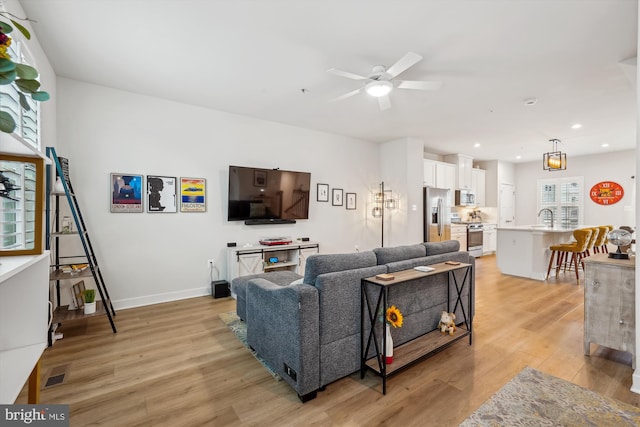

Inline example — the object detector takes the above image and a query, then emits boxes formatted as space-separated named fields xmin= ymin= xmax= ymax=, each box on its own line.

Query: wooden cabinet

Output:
xmin=451 ymin=224 xmax=467 ymax=251
xmin=227 ymin=242 xmax=319 ymax=283
xmin=583 ymin=254 xmax=635 ymax=368
xmin=471 ymin=168 xmax=485 ymax=206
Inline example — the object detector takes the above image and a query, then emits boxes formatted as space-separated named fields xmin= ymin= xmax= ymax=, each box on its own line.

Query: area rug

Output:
xmin=460 ymin=366 xmax=640 ymax=426
xmin=218 ymin=311 xmax=282 ymax=381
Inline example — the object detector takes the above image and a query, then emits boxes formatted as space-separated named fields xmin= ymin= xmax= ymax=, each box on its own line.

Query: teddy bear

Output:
xmin=438 ymin=311 xmax=456 ymax=336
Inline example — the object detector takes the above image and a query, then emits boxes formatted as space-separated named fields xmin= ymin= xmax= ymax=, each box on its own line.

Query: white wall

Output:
xmin=56 ymin=78 xmax=381 ymax=309
xmin=380 ymin=138 xmax=424 ymax=247
xmin=514 ymin=149 xmax=636 ymax=227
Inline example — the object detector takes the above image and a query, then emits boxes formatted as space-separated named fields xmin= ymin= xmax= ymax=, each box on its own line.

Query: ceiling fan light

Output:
xmin=366 ymin=80 xmax=393 ymax=97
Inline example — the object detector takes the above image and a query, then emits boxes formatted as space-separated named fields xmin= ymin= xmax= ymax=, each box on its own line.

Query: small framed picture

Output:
xmin=332 ymin=188 xmax=344 ymax=206
xmin=180 ymin=177 xmax=206 ymax=212
xmin=111 ymin=173 xmax=143 ymax=213
xmin=147 ymin=175 xmax=177 ymax=213
xmin=346 ymin=193 xmax=357 ymax=210
xmin=254 ymin=170 xmax=267 ymax=187
xmin=317 ymin=183 xmax=329 ymax=202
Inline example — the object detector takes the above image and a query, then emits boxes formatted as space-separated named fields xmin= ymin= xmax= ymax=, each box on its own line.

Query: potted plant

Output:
xmin=84 ymin=289 xmax=96 ymax=315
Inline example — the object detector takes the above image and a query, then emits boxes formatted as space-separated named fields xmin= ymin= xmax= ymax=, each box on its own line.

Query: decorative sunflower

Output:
xmin=386 ymin=305 xmax=403 ymax=328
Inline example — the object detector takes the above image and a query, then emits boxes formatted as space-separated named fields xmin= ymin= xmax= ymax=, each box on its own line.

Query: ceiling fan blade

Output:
xmin=378 ymin=95 xmax=391 ymax=111
xmin=396 ymin=80 xmax=443 ymax=90
xmin=386 ymin=52 xmax=423 ymax=78
xmin=331 ymin=87 xmax=364 ymax=102
xmin=327 ymin=68 xmax=369 ymax=80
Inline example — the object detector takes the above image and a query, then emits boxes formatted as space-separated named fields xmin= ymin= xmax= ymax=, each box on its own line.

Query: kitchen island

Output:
xmin=496 ymin=225 xmax=581 ymax=281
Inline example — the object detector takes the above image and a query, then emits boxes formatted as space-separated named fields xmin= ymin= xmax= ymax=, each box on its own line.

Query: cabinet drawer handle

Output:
xmin=620 ymin=319 xmax=624 ymax=325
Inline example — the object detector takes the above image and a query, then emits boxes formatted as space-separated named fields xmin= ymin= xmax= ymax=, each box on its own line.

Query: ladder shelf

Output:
xmin=45 ymin=147 xmax=116 ymax=345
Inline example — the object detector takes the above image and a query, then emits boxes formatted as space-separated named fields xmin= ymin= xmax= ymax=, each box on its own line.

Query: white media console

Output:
xmin=227 ymin=241 xmax=319 ymax=284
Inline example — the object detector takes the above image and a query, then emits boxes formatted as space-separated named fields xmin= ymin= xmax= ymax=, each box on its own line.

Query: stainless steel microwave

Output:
xmin=455 ymin=189 xmax=476 ymax=206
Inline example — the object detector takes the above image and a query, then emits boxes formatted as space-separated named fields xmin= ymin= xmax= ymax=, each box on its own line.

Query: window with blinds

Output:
xmin=537 ymin=177 xmax=584 ymax=228
xmin=0 ymin=155 xmax=43 ymax=255
xmin=0 ymin=32 xmax=41 ymax=149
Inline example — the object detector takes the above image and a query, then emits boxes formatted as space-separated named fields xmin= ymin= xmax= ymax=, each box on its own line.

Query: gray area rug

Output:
xmin=460 ymin=366 xmax=640 ymax=426
xmin=218 ymin=311 xmax=282 ymax=381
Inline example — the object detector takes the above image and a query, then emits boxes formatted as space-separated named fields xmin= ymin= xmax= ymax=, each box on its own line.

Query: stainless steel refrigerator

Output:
xmin=423 ymin=186 xmax=451 ymax=242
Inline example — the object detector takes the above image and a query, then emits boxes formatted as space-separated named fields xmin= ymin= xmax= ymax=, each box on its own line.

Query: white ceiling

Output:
xmin=18 ymin=0 xmax=638 ymax=163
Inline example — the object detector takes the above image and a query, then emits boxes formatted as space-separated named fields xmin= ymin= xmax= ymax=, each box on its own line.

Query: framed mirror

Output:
xmin=0 ymin=154 xmax=44 ymax=256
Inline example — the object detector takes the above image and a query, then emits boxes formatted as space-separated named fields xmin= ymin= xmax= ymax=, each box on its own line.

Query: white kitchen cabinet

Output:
xmin=451 ymin=224 xmax=467 ymax=251
xmin=424 ymin=160 xmax=456 ymax=205
xmin=444 ymin=154 xmax=473 ymax=189
xmin=471 ymin=168 xmax=486 ymax=206
xmin=482 ymin=224 xmax=496 ymax=255
xmin=423 ymin=159 xmax=436 ymax=187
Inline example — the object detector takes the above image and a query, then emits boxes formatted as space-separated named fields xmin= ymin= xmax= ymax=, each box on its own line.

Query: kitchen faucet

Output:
xmin=537 ymin=208 xmax=554 ymax=228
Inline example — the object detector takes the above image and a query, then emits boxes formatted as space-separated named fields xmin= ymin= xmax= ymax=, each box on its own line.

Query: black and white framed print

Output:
xmin=346 ymin=192 xmax=356 ymax=210
xmin=332 ymin=188 xmax=343 ymax=206
xmin=317 ymin=183 xmax=329 ymax=202
xmin=147 ymin=175 xmax=177 ymax=213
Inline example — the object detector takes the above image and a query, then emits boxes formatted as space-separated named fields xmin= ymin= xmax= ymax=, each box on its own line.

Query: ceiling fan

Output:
xmin=328 ymin=52 xmax=442 ymax=111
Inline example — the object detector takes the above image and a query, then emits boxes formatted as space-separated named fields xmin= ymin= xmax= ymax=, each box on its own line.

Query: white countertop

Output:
xmin=497 ymin=225 xmax=587 ymax=233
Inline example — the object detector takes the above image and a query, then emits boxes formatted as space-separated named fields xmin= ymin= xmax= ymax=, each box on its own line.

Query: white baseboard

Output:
xmin=112 ymin=286 xmax=211 ymax=311
xmin=631 ymin=369 xmax=640 ymax=394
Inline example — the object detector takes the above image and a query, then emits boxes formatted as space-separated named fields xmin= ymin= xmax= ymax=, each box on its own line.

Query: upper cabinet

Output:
xmin=471 ymin=168 xmax=486 ymax=207
xmin=424 ymin=159 xmax=456 ymax=205
xmin=444 ymin=154 xmax=474 ymax=189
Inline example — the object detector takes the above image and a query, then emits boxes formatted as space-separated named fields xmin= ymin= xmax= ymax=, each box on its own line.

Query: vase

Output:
xmin=385 ymin=323 xmax=394 ymax=364
xmin=84 ymin=301 xmax=96 ymax=315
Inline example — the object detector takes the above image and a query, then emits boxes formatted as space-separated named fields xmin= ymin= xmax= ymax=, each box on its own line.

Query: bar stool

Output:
xmin=592 ymin=226 xmax=610 ymax=254
xmin=583 ymin=227 xmax=600 ymax=257
xmin=546 ymin=228 xmax=593 ymax=285
xmin=601 ymin=225 xmax=614 ymax=253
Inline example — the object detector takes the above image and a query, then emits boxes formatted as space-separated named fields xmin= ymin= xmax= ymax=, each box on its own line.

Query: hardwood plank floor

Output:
xmin=17 ymin=255 xmax=640 ymax=426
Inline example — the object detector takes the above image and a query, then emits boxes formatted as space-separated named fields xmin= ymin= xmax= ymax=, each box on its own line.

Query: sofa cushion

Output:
xmin=303 ymin=251 xmax=377 ymax=285
xmin=423 ymin=240 xmax=460 ymax=255
xmin=372 ymin=244 xmax=427 ymax=265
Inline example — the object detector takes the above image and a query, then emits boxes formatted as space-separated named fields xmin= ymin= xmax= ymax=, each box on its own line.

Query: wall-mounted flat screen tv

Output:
xmin=228 ymin=165 xmax=311 ymax=223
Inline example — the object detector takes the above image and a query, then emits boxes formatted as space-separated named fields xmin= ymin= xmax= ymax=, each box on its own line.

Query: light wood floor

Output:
xmin=18 ymin=255 xmax=640 ymax=426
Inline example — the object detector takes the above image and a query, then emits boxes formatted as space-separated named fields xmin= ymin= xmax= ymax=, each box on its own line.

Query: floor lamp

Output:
xmin=372 ymin=182 xmax=396 ymax=247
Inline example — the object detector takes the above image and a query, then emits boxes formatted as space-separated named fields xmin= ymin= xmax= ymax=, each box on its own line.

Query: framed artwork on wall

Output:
xmin=254 ymin=170 xmax=267 ymax=187
xmin=346 ymin=192 xmax=356 ymax=210
xmin=332 ymin=188 xmax=343 ymax=206
xmin=147 ymin=175 xmax=177 ymax=213
xmin=180 ymin=177 xmax=206 ymax=212
xmin=111 ymin=173 xmax=143 ymax=213
xmin=317 ymin=183 xmax=329 ymax=202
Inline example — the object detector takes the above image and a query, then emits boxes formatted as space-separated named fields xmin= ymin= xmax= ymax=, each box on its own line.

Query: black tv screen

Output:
xmin=228 ymin=166 xmax=311 ymax=222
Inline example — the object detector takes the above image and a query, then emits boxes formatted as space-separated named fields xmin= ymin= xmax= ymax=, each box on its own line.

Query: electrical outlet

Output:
xmin=207 ymin=259 xmax=215 ymax=268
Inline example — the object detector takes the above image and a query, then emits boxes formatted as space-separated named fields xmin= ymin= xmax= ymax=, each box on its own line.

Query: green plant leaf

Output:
xmin=0 ymin=21 xmax=13 ymax=34
xmin=0 ymin=58 xmax=16 ymax=73
xmin=18 ymin=92 xmax=30 ymax=111
xmin=15 ymin=78 xmax=40 ymax=93
xmin=0 ymin=70 xmax=17 ymax=85
xmin=0 ymin=110 xmax=16 ymax=133
xmin=15 ymin=63 xmax=37 ymax=79
xmin=31 ymin=91 xmax=49 ymax=101
xmin=10 ymin=19 xmax=30 ymax=40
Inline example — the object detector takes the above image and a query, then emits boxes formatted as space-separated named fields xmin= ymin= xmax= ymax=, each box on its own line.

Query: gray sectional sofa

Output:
xmin=230 ymin=240 xmax=475 ymax=401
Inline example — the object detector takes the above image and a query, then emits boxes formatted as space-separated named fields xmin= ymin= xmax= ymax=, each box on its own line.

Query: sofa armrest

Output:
xmin=246 ymin=278 xmax=320 ymax=397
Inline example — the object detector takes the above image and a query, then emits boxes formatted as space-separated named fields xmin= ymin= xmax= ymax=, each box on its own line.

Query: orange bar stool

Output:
xmin=592 ymin=226 xmax=609 ymax=254
xmin=546 ymin=228 xmax=593 ymax=285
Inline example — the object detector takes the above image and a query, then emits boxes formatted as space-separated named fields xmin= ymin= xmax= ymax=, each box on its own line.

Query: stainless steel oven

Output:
xmin=467 ymin=223 xmax=483 ymax=257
